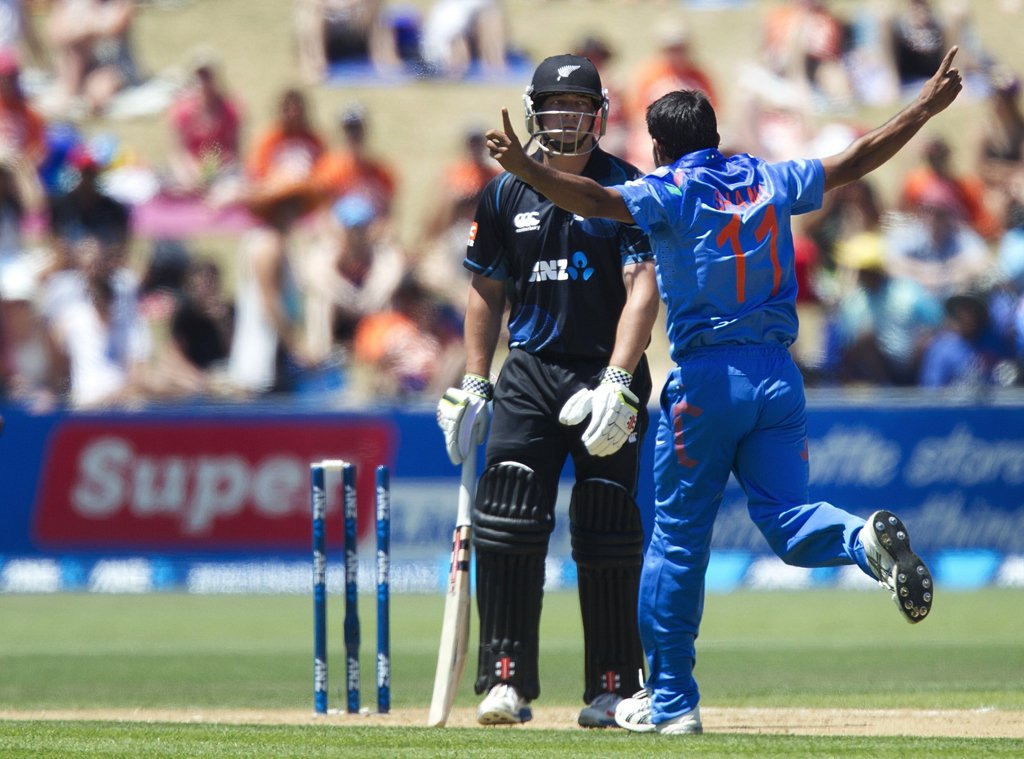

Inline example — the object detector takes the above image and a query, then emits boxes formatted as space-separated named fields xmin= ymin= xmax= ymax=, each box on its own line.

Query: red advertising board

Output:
xmin=33 ymin=419 xmax=394 ymax=550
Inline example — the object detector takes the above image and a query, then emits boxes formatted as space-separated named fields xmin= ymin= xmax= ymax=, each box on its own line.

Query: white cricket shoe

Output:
xmin=657 ymin=705 xmax=703 ymax=735
xmin=477 ymin=683 xmax=532 ymax=725
xmin=614 ymin=688 xmax=702 ymax=734
xmin=862 ymin=510 xmax=933 ymax=623
xmin=577 ymin=691 xmax=622 ymax=728
xmin=614 ymin=689 xmax=655 ymax=732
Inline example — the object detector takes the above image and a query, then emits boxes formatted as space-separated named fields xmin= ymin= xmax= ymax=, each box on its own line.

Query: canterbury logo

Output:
xmin=514 ymin=211 xmax=540 ymax=232
xmin=557 ymin=65 xmax=581 ymax=81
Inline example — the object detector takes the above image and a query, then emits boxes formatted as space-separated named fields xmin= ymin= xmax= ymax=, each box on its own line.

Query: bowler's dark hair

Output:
xmin=646 ymin=90 xmax=719 ymax=163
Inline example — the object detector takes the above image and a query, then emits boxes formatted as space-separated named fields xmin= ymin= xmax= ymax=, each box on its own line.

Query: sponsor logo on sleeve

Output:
xmin=513 ymin=211 xmax=541 ymax=233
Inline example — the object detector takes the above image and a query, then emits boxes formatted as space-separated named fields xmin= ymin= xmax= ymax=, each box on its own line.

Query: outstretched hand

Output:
xmin=917 ymin=46 xmax=963 ymax=116
xmin=486 ymin=108 xmax=531 ymax=176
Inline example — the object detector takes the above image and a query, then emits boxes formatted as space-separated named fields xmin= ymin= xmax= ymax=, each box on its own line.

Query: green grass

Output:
xmin=0 ymin=590 xmax=1022 ymax=756
xmin=0 ymin=722 xmax=1021 ymax=759
xmin=2 ymin=591 xmax=1023 ymax=710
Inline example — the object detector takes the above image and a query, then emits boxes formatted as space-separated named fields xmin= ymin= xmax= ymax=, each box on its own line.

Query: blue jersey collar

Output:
xmin=672 ymin=148 xmax=724 ymax=170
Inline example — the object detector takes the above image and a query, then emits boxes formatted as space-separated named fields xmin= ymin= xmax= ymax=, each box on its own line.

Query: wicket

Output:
xmin=310 ymin=460 xmax=391 ymax=715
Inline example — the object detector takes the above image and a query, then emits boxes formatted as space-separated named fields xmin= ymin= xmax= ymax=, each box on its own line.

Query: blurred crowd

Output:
xmin=1 ymin=0 xmax=1024 ymax=412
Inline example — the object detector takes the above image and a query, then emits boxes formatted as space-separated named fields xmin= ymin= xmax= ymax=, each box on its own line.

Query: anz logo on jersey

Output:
xmin=529 ymin=258 xmax=568 ymax=281
xmin=529 ymin=251 xmax=595 ymax=282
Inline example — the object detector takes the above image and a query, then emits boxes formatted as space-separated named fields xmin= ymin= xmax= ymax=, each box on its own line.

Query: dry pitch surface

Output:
xmin=2 ymin=707 xmax=1024 ymax=739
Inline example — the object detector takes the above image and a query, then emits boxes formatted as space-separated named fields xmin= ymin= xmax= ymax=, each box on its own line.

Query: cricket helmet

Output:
xmin=523 ymin=54 xmax=608 ymax=156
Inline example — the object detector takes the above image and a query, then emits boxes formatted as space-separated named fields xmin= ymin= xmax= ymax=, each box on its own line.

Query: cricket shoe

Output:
xmin=577 ymin=692 xmax=622 ymax=728
xmin=614 ymin=688 xmax=703 ymax=735
xmin=477 ymin=683 xmax=532 ymax=725
xmin=862 ymin=510 xmax=933 ymax=623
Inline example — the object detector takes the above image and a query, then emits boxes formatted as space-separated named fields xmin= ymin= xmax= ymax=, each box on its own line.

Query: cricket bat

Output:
xmin=426 ymin=447 xmax=476 ymax=727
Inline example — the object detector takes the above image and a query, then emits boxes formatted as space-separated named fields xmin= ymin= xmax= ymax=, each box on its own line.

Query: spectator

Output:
xmin=300 ymin=193 xmax=404 ymax=361
xmin=832 ymin=231 xmax=943 ymax=385
xmin=985 ymin=219 xmax=1024 ymax=377
xmin=0 ymin=1 xmax=47 ymax=69
xmin=40 ymin=233 xmax=152 ymax=409
xmin=729 ymin=64 xmax=817 ymax=161
xmin=48 ymin=145 xmax=130 ymax=272
xmin=49 ymin=146 xmax=130 ymax=249
xmin=138 ymin=237 xmax=190 ymax=311
xmin=796 ymin=179 xmax=883 ymax=379
xmin=885 ymin=183 xmax=995 ymax=298
xmin=801 ymin=177 xmax=882 ymax=268
xmin=45 ymin=0 xmax=144 ymax=118
xmin=133 ymin=239 xmax=210 ymax=399
xmin=919 ymin=291 xmax=1011 ymax=388
xmin=352 ymin=273 xmax=463 ymax=398
xmin=312 ymin=101 xmax=396 ymax=220
xmin=246 ymin=87 xmax=324 ymax=191
xmin=761 ymin=0 xmax=853 ymax=107
xmin=838 ymin=4 xmax=901 ymax=107
xmin=419 ymin=0 xmax=508 ymax=79
xmin=419 ymin=124 xmax=497 ymax=243
xmin=976 ymin=67 xmax=1024 ymax=227
xmin=626 ymin=23 xmax=717 ymax=170
xmin=163 ymin=257 xmax=234 ymax=396
xmin=414 ymin=125 xmax=498 ymax=311
xmin=293 ymin=0 xmax=401 ymax=83
xmin=0 ymin=49 xmax=47 ymax=167
xmin=227 ymin=190 xmax=314 ymax=396
xmin=38 ymin=144 xmax=153 ymax=407
xmin=900 ymin=135 xmax=999 ymax=239
xmin=165 ymin=50 xmax=244 ymax=203
xmin=0 ymin=253 xmax=53 ymax=407
xmin=882 ymin=0 xmax=948 ymax=90
xmin=0 ymin=160 xmax=40 ymax=263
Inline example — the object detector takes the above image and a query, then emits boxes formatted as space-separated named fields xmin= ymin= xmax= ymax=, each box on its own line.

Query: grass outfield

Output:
xmin=0 ymin=723 xmax=1021 ymax=759
xmin=1 ymin=590 xmax=1023 ymax=756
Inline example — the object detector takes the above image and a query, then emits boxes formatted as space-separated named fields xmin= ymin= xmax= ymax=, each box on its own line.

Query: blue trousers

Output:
xmin=641 ymin=346 xmax=874 ymax=724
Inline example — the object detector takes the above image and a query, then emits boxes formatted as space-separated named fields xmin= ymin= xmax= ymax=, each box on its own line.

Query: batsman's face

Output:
xmin=537 ymin=94 xmax=598 ymax=145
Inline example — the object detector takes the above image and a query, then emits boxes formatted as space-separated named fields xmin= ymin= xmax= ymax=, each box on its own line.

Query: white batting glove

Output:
xmin=581 ymin=366 xmax=639 ymax=457
xmin=558 ymin=387 xmax=593 ymax=426
xmin=436 ymin=374 xmax=492 ymax=465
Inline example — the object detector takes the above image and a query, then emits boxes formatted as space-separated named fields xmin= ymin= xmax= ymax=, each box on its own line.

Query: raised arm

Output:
xmin=822 ymin=47 xmax=963 ymax=193
xmin=486 ymin=108 xmax=634 ymax=224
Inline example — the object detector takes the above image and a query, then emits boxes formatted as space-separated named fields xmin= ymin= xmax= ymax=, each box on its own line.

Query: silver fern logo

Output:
xmin=556 ymin=65 xmax=581 ymax=81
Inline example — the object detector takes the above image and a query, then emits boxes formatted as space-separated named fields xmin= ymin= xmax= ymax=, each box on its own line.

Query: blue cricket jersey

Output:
xmin=616 ymin=148 xmax=824 ymax=362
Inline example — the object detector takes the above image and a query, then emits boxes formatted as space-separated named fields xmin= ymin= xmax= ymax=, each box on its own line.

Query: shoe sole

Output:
xmin=478 ymin=709 xmax=532 ymax=725
xmin=657 ymin=722 xmax=703 ymax=735
xmin=869 ymin=510 xmax=932 ymax=623
xmin=578 ymin=714 xmax=617 ymax=728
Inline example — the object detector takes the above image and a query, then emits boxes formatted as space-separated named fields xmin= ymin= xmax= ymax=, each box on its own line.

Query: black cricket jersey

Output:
xmin=464 ymin=148 xmax=653 ymax=359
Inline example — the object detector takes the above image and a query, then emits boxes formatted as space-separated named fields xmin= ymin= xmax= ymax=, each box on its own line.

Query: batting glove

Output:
xmin=436 ymin=373 xmax=492 ymax=465
xmin=581 ymin=366 xmax=639 ymax=457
